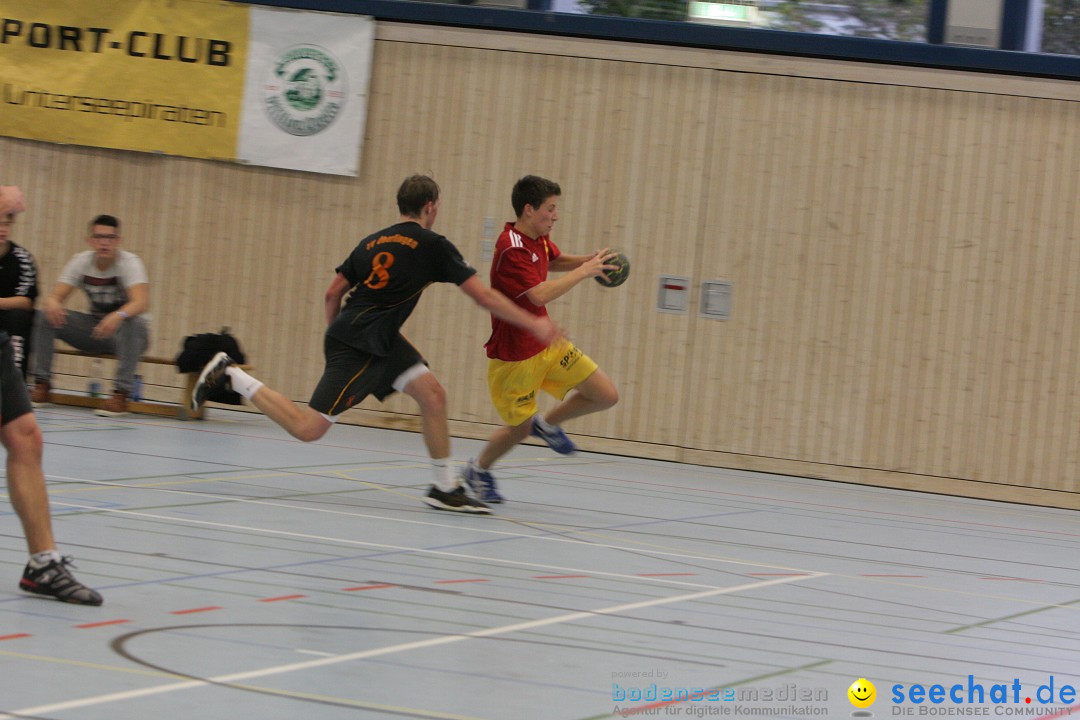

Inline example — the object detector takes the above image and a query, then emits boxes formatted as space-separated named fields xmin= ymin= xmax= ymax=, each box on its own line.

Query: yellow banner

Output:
xmin=1 ymin=0 xmax=249 ymax=159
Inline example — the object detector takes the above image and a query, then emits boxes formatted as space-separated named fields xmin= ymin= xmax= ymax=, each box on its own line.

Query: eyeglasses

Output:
xmin=91 ymin=233 xmax=119 ymax=240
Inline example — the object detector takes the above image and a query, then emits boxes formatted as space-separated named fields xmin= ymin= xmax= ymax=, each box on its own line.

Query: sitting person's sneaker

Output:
xmin=192 ymin=351 xmax=234 ymax=410
xmin=461 ymin=458 xmax=505 ymax=503
xmin=29 ymin=379 xmax=51 ymax=407
xmin=20 ymin=556 xmax=103 ymax=606
xmin=530 ymin=415 xmax=577 ymax=455
xmin=95 ymin=391 xmax=129 ymax=417
xmin=423 ymin=485 xmax=492 ymax=514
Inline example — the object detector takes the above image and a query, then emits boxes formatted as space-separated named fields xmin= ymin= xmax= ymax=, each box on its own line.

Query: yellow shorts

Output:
xmin=487 ymin=339 xmax=598 ymax=426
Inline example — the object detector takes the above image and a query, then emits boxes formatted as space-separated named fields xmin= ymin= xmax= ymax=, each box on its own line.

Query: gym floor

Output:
xmin=1 ymin=406 xmax=1078 ymax=719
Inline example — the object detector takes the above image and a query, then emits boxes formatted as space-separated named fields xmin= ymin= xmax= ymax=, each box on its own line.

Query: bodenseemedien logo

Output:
xmin=264 ymin=45 xmax=346 ymax=136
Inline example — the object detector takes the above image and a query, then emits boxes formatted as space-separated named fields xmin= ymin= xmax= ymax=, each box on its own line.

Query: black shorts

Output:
xmin=308 ymin=334 xmax=426 ymax=416
xmin=0 ymin=334 xmax=32 ymax=424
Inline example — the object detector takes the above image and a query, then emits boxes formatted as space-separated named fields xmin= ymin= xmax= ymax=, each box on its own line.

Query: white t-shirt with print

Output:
xmin=59 ymin=250 xmax=149 ymax=317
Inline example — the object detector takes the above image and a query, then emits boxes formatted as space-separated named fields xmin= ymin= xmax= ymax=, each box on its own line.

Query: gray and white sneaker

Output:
xmin=191 ymin=351 xmax=234 ymax=410
xmin=423 ymin=485 xmax=492 ymax=514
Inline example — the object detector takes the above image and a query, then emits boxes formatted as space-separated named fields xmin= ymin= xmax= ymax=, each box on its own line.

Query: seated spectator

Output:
xmin=31 ymin=214 xmax=150 ymax=417
xmin=0 ymin=209 xmax=38 ymax=377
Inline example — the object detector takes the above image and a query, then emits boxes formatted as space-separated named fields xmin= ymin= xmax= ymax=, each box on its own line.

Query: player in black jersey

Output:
xmin=193 ymin=175 xmax=560 ymax=513
xmin=0 ymin=184 xmax=102 ymax=605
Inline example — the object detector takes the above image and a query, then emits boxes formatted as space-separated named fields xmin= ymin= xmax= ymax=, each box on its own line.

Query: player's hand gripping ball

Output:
xmin=595 ymin=250 xmax=630 ymax=288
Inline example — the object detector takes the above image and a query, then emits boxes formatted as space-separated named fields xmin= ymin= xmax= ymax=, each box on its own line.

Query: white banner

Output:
xmin=237 ymin=7 xmax=374 ymax=176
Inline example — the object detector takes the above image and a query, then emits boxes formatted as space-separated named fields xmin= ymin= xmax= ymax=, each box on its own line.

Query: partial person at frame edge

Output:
xmin=0 ymin=183 xmax=102 ymax=606
xmin=0 ymin=200 xmax=39 ymax=378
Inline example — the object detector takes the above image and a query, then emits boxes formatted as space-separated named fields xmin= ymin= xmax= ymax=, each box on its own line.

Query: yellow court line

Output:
xmin=42 ymin=464 xmax=432 ymax=494
xmin=0 ymin=648 xmax=184 ymax=680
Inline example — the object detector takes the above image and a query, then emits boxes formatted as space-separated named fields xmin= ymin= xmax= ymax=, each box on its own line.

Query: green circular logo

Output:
xmin=264 ymin=45 xmax=346 ymax=136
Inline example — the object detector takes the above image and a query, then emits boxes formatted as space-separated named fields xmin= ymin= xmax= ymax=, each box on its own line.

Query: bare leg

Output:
xmin=2 ymin=412 xmax=54 ymax=554
xmin=249 ymin=386 xmax=333 ymax=443
xmin=543 ymin=369 xmax=619 ymax=426
xmin=476 ymin=419 xmax=533 ymax=470
xmin=401 ymin=372 xmax=449 ymax=459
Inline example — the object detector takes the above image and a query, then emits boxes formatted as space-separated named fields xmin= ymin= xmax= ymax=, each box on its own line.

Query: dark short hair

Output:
xmin=90 ymin=214 xmax=120 ymax=232
xmin=396 ymin=175 xmax=439 ymax=217
xmin=511 ymin=175 xmax=561 ymax=218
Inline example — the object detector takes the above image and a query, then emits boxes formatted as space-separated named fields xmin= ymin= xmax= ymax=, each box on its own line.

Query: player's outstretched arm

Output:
xmin=526 ymin=249 xmax=618 ymax=306
xmin=458 ymin=275 xmax=563 ymax=345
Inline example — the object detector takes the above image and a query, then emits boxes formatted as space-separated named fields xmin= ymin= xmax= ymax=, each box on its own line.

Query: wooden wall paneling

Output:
xmin=1005 ymin=97 xmax=1080 ymax=491
xmin=935 ymin=91 xmax=986 ymax=483
xmin=687 ymin=70 xmax=744 ymax=460
xmin=926 ymin=89 xmax=979 ymax=482
xmin=1040 ymin=101 xmax=1080 ymax=489
xmin=713 ymin=72 xmax=787 ymax=458
xmin=580 ymin=61 xmax=713 ymax=446
xmin=832 ymin=81 xmax=885 ymax=470
xmin=969 ymin=93 xmax=1021 ymax=488
xmin=1002 ymin=96 xmax=1046 ymax=488
xmin=799 ymin=75 xmax=835 ymax=465
xmin=862 ymin=82 xmax=906 ymax=475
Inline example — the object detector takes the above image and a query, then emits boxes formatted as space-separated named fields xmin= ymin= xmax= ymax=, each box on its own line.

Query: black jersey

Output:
xmin=327 ymin=221 xmax=476 ymax=356
xmin=0 ymin=242 xmax=38 ymax=302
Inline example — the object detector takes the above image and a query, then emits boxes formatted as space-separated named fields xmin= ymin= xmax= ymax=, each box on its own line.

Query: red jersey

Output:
xmin=485 ymin=222 xmax=561 ymax=361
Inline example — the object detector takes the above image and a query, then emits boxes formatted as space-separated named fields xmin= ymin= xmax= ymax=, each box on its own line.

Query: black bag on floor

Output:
xmin=175 ymin=328 xmax=247 ymax=405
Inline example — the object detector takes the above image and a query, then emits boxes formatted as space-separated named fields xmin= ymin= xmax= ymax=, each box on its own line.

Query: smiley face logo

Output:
xmin=848 ymin=678 xmax=876 ymax=708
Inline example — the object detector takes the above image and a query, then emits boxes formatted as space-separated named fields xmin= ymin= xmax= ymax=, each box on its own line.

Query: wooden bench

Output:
xmin=45 ymin=348 xmax=249 ymax=420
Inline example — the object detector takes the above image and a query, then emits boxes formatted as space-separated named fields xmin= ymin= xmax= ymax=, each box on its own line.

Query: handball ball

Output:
xmin=596 ymin=251 xmax=630 ymax=288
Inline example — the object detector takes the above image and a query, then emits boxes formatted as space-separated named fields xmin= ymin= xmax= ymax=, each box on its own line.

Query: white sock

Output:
xmin=225 ymin=366 xmax=264 ymax=399
xmin=431 ymin=459 xmax=458 ymax=493
xmin=534 ymin=414 xmax=558 ymax=431
xmin=29 ymin=549 xmax=61 ymax=568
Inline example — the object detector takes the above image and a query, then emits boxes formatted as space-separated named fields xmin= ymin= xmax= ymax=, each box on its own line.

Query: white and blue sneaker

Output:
xmin=530 ymin=416 xmax=577 ymax=455
xmin=461 ymin=459 xmax=505 ymax=504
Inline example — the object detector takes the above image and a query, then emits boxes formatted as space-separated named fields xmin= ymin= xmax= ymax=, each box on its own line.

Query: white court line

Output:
xmin=0 ymin=573 xmax=820 ymax=718
xmin=47 ymin=477 xmax=821 ymax=575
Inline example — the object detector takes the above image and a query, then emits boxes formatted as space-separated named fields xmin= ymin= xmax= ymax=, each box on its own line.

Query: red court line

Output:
xmin=638 ymin=573 xmax=698 ymax=577
xmin=0 ymin=633 xmax=30 ymax=641
xmin=170 ymin=606 xmax=223 ymax=615
xmin=259 ymin=595 xmax=307 ymax=602
xmin=76 ymin=619 xmax=131 ymax=629
xmin=343 ymin=584 xmax=395 ymax=592
xmin=534 ymin=574 xmax=590 ymax=579
xmin=435 ymin=578 xmax=489 ymax=584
